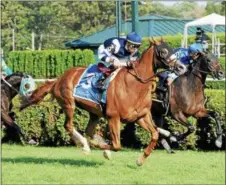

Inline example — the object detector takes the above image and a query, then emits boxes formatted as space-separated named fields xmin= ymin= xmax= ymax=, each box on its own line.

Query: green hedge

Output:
xmin=7 ymin=49 xmax=95 ymax=78
xmin=140 ymin=33 xmax=225 ymax=51
xmin=2 ymin=89 xmax=224 ymax=150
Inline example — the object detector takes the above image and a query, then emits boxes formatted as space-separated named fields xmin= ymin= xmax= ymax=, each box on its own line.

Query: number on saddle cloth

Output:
xmin=73 ymin=64 xmax=113 ymax=106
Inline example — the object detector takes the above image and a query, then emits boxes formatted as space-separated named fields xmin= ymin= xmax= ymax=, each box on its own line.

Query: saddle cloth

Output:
xmin=73 ymin=64 xmax=120 ymax=105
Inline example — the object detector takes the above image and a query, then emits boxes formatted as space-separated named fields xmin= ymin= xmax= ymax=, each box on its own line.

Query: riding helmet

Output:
xmin=188 ymin=43 xmax=204 ymax=53
xmin=126 ymin=32 xmax=142 ymax=45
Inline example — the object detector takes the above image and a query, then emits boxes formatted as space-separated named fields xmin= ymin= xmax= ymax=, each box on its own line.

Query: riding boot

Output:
xmin=157 ymin=86 xmax=167 ymax=93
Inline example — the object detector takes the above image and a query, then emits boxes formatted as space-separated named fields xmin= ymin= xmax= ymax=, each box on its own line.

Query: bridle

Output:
xmin=2 ymin=74 xmax=35 ymax=96
xmin=192 ymin=54 xmax=216 ymax=75
xmin=128 ymin=44 xmax=173 ymax=84
xmin=2 ymin=77 xmax=21 ymax=94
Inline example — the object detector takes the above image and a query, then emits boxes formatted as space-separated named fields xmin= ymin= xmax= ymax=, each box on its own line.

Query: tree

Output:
xmin=1 ymin=1 xmax=31 ymax=53
xmin=205 ymin=2 xmax=225 ymax=16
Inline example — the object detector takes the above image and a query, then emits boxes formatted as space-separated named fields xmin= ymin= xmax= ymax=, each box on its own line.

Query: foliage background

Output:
xmin=1 ymin=1 xmax=225 ymax=56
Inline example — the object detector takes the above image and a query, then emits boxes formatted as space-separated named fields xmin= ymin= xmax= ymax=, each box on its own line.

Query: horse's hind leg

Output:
xmin=85 ymin=114 xmax=107 ymax=146
xmin=136 ymin=113 xmax=159 ymax=166
xmin=85 ymin=113 xmax=100 ymax=138
xmin=63 ymin=107 xmax=90 ymax=153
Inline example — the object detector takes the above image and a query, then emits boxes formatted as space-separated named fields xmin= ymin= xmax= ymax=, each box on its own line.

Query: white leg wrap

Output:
xmin=157 ymin=127 xmax=171 ymax=137
xmin=72 ymin=129 xmax=90 ymax=152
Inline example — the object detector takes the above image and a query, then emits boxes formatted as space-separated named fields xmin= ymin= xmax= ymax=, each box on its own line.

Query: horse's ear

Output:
xmin=149 ymin=37 xmax=156 ymax=45
xmin=160 ymin=36 xmax=163 ymax=42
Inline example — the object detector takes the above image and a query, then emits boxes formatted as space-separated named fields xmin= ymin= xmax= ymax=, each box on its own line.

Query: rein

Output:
xmin=129 ymin=62 xmax=157 ymax=83
xmin=2 ymin=78 xmax=20 ymax=94
xmin=128 ymin=45 xmax=173 ymax=84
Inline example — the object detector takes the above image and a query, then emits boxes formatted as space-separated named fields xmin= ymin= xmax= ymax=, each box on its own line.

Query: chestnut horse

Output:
xmin=20 ymin=39 xmax=175 ymax=166
xmin=152 ymin=52 xmax=225 ymax=149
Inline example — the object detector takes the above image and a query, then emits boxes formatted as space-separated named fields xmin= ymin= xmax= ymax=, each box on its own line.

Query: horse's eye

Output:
xmin=24 ymin=83 xmax=30 ymax=89
xmin=161 ymin=48 xmax=168 ymax=57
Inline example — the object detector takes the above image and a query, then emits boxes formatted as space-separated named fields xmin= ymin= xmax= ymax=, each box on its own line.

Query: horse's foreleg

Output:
xmin=196 ymin=110 xmax=223 ymax=148
xmin=1 ymin=111 xmax=27 ymax=144
xmin=64 ymin=107 xmax=90 ymax=153
xmin=136 ymin=113 xmax=159 ymax=166
xmin=94 ymin=117 xmax=121 ymax=160
xmin=173 ymin=111 xmax=195 ymax=142
xmin=208 ymin=111 xmax=223 ymax=148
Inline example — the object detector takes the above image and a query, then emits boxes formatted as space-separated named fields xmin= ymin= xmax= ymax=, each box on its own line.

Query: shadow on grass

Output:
xmin=2 ymin=157 xmax=104 ymax=167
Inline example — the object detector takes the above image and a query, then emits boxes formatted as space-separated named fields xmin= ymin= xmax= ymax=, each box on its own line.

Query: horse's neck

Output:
xmin=2 ymin=77 xmax=21 ymax=99
xmin=183 ymin=69 xmax=206 ymax=92
xmin=136 ymin=48 xmax=155 ymax=79
xmin=191 ymin=63 xmax=208 ymax=86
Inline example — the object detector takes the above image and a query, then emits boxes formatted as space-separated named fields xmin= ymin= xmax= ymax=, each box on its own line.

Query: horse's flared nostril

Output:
xmin=218 ymin=71 xmax=225 ymax=77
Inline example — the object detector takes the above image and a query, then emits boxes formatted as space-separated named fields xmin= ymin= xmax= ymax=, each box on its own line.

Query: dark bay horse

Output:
xmin=20 ymin=39 xmax=175 ymax=166
xmin=152 ymin=52 xmax=225 ymax=149
xmin=1 ymin=72 xmax=35 ymax=143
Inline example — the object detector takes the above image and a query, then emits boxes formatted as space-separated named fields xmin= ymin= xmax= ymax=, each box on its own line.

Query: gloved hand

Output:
xmin=113 ymin=58 xmax=123 ymax=68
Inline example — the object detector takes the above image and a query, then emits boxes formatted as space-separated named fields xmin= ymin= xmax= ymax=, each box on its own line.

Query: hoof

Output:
xmin=103 ymin=150 xmax=111 ymax=160
xmin=170 ymin=136 xmax=178 ymax=143
xmin=136 ymin=155 xmax=145 ymax=166
xmin=215 ymin=136 xmax=222 ymax=148
xmin=82 ymin=139 xmax=91 ymax=154
xmin=28 ymin=139 xmax=38 ymax=145
xmin=169 ymin=150 xmax=176 ymax=154
xmin=82 ymin=146 xmax=91 ymax=155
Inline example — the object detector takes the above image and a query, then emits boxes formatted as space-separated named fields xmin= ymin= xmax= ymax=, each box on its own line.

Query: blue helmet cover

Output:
xmin=126 ymin=32 xmax=142 ymax=45
xmin=188 ymin=43 xmax=204 ymax=53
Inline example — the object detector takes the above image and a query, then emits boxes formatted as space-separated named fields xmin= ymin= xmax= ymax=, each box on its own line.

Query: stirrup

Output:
xmin=157 ymin=86 xmax=167 ymax=92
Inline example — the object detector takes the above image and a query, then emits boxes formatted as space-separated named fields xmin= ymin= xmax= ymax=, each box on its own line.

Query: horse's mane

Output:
xmin=4 ymin=72 xmax=24 ymax=81
xmin=139 ymin=44 xmax=153 ymax=62
xmin=173 ymin=55 xmax=207 ymax=90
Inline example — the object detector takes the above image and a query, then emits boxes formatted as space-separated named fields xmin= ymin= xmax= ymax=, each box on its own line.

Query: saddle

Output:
xmin=95 ymin=63 xmax=115 ymax=89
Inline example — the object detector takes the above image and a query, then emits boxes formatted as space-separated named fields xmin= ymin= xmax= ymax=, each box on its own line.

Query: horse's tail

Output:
xmin=20 ymin=79 xmax=57 ymax=111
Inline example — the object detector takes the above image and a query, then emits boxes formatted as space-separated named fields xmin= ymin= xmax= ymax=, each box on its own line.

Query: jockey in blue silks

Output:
xmin=158 ymin=43 xmax=204 ymax=90
xmin=98 ymin=32 xmax=142 ymax=69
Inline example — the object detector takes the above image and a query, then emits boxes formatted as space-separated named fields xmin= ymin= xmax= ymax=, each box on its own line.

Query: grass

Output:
xmin=1 ymin=144 xmax=225 ymax=184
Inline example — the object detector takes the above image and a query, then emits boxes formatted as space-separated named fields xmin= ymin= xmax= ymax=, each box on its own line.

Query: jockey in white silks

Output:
xmin=97 ymin=32 xmax=142 ymax=69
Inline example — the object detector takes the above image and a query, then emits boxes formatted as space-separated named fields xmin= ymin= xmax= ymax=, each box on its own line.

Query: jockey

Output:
xmin=195 ymin=27 xmax=210 ymax=52
xmin=1 ymin=56 xmax=13 ymax=79
xmin=97 ymin=32 xmax=142 ymax=69
xmin=158 ymin=42 xmax=204 ymax=91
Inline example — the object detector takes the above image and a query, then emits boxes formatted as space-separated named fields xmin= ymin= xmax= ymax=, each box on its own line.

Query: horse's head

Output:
xmin=195 ymin=52 xmax=224 ymax=80
xmin=149 ymin=38 xmax=176 ymax=70
xmin=3 ymin=72 xmax=36 ymax=96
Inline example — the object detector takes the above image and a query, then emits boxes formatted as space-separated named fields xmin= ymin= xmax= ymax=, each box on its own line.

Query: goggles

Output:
xmin=127 ymin=43 xmax=140 ymax=49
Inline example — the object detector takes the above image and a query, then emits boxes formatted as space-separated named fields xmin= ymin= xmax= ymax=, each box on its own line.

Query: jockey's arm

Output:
xmin=98 ymin=39 xmax=124 ymax=68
